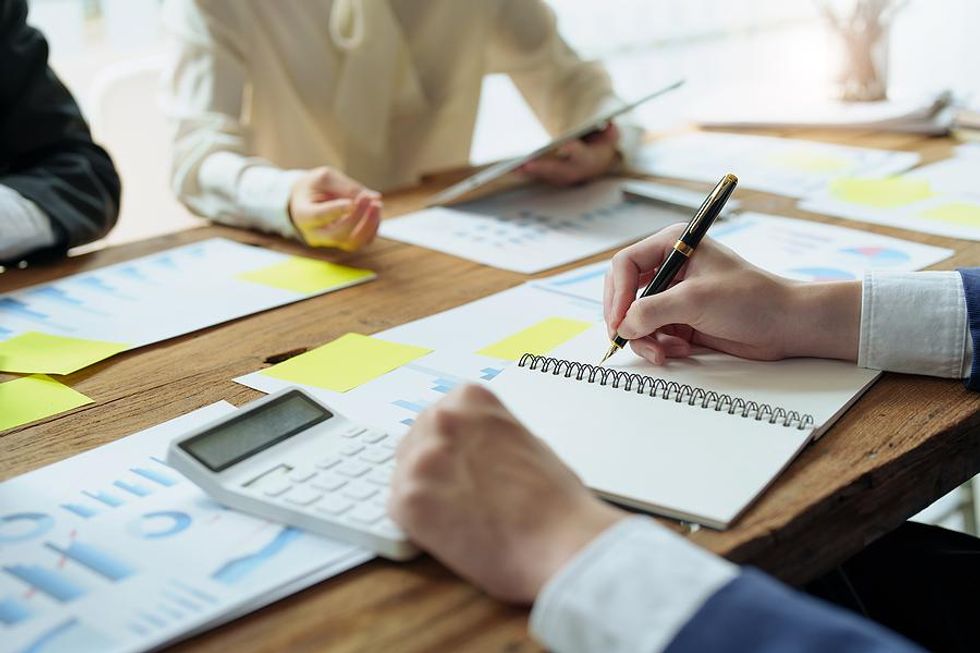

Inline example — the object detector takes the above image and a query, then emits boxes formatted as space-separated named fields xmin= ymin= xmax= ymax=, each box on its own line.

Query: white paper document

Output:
xmin=630 ymin=132 xmax=920 ymax=198
xmin=0 ymin=238 xmax=374 ymax=358
xmin=379 ymin=179 xmax=689 ymax=273
xmin=532 ymin=212 xmax=952 ymax=303
xmin=235 ymin=284 xmax=604 ymax=436
xmin=800 ymin=153 xmax=980 ymax=241
xmin=0 ymin=403 xmax=371 ymax=653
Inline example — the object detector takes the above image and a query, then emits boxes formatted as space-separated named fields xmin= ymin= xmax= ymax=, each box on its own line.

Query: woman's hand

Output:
xmin=520 ymin=123 xmax=621 ymax=186
xmin=288 ymin=167 xmax=382 ymax=252
xmin=604 ymin=224 xmax=862 ymax=365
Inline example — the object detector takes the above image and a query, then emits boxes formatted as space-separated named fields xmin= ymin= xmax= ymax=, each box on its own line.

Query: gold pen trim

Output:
xmin=673 ymin=240 xmax=694 ymax=257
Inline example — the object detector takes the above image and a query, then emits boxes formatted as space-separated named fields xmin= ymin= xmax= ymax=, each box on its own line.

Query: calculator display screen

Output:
xmin=180 ymin=391 xmax=332 ymax=472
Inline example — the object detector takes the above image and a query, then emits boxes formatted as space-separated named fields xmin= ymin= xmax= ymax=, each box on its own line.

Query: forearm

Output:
xmin=782 ymin=272 xmax=973 ymax=382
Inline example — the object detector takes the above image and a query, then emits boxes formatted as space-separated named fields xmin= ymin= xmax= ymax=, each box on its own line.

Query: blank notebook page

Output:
xmin=488 ymin=326 xmax=880 ymax=528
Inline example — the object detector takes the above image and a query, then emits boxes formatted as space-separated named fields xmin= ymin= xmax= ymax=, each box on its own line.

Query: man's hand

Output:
xmin=288 ymin=167 xmax=382 ymax=251
xmin=520 ymin=123 xmax=621 ymax=186
xmin=604 ymin=224 xmax=862 ymax=365
xmin=389 ymin=385 xmax=625 ymax=604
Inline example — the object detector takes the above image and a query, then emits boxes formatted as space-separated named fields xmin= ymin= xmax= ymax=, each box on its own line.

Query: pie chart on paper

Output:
xmin=839 ymin=246 xmax=912 ymax=266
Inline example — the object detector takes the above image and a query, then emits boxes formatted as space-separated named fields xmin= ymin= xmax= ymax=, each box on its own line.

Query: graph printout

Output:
xmin=0 ymin=403 xmax=371 ymax=653
xmin=0 ymin=238 xmax=374 ymax=375
xmin=379 ymin=178 xmax=691 ymax=273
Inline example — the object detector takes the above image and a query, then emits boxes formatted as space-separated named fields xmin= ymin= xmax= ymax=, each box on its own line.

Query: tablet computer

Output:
xmin=428 ymin=79 xmax=684 ymax=207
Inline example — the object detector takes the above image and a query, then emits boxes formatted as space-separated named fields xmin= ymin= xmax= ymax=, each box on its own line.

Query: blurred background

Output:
xmin=26 ymin=0 xmax=979 ymax=246
xmin=22 ymin=0 xmax=979 ymax=532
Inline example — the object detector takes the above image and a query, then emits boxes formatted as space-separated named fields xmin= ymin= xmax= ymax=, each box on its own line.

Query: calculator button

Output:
xmin=338 ymin=425 xmax=367 ymax=439
xmin=335 ymin=461 xmax=371 ymax=478
xmin=348 ymin=504 xmax=386 ymax=525
xmin=310 ymin=473 xmax=347 ymax=492
xmin=340 ymin=443 xmax=365 ymax=456
xmin=366 ymin=468 xmax=393 ymax=486
xmin=375 ymin=518 xmax=404 ymax=539
xmin=262 ymin=479 xmax=292 ymax=497
xmin=289 ymin=466 xmax=317 ymax=483
xmin=341 ymin=481 xmax=378 ymax=501
xmin=360 ymin=448 xmax=393 ymax=464
xmin=362 ymin=430 xmax=388 ymax=444
xmin=285 ymin=487 xmax=323 ymax=506
xmin=381 ymin=434 xmax=405 ymax=450
xmin=315 ymin=455 xmax=342 ymax=470
xmin=315 ymin=496 xmax=354 ymax=515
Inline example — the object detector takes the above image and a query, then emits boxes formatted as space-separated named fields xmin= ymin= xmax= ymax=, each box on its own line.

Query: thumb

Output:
xmin=616 ymin=286 xmax=695 ymax=340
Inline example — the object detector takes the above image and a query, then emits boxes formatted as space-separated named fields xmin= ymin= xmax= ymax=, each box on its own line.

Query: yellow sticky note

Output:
xmin=261 ymin=333 xmax=431 ymax=392
xmin=0 ymin=374 xmax=93 ymax=432
xmin=237 ymin=256 xmax=374 ymax=294
xmin=768 ymin=151 xmax=850 ymax=173
xmin=829 ymin=177 xmax=934 ymax=209
xmin=0 ymin=332 xmax=129 ymax=375
xmin=919 ymin=202 xmax=980 ymax=226
xmin=478 ymin=318 xmax=593 ymax=361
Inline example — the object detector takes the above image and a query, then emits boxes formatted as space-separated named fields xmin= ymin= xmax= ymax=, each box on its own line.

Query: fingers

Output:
xmin=310 ymin=166 xmax=381 ymax=201
xmin=629 ymin=332 xmax=694 ymax=365
xmin=605 ymin=225 xmax=686 ymax=333
xmin=521 ymin=156 xmax=588 ymax=186
xmin=616 ymin=283 xmax=698 ymax=341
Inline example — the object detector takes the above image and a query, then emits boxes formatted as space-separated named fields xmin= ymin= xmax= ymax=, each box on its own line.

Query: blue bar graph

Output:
xmin=0 ymin=297 xmax=48 ymax=321
xmin=480 ymin=367 xmax=504 ymax=381
xmin=4 ymin=565 xmax=86 ymax=602
xmin=392 ymin=399 xmax=427 ymax=413
xmin=430 ymin=378 xmax=458 ymax=394
xmin=400 ymin=418 xmax=415 ymax=426
xmin=113 ymin=479 xmax=152 ymax=497
xmin=28 ymin=286 xmax=83 ymax=305
xmin=0 ymin=595 xmax=32 ymax=625
xmin=44 ymin=541 xmax=136 ymax=581
xmin=82 ymin=490 xmax=125 ymax=508
xmin=22 ymin=618 xmax=117 ymax=652
xmin=131 ymin=466 xmax=178 ymax=487
xmin=0 ymin=325 xmax=12 ymax=338
xmin=61 ymin=503 xmax=99 ymax=519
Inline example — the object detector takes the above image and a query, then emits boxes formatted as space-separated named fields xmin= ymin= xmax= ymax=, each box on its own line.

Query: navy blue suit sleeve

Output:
xmin=959 ymin=268 xmax=980 ymax=391
xmin=664 ymin=569 xmax=924 ymax=653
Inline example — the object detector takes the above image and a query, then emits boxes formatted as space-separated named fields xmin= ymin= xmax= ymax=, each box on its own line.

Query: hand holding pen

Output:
xmin=601 ymin=174 xmax=738 ymax=365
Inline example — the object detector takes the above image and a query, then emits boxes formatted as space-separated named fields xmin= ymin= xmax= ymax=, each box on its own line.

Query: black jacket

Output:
xmin=0 ymin=0 xmax=120 ymax=262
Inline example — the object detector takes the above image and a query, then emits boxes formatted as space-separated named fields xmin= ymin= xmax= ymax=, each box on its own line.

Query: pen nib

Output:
xmin=598 ymin=343 xmax=620 ymax=366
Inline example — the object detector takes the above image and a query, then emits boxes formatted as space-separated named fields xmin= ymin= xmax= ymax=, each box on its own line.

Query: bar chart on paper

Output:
xmin=380 ymin=178 xmax=689 ymax=273
xmin=0 ymin=238 xmax=375 ymax=375
xmin=0 ymin=404 xmax=371 ymax=653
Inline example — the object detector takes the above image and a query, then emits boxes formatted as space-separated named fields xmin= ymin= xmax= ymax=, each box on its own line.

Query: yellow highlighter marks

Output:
xmin=0 ymin=374 xmax=93 ymax=432
xmin=478 ymin=317 xmax=593 ymax=361
xmin=237 ymin=256 xmax=375 ymax=294
xmin=260 ymin=333 xmax=432 ymax=392
xmin=0 ymin=332 xmax=130 ymax=375
xmin=829 ymin=177 xmax=935 ymax=209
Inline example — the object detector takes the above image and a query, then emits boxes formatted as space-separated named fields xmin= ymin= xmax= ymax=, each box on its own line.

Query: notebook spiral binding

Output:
xmin=517 ymin=353 xmax=815 ymax=431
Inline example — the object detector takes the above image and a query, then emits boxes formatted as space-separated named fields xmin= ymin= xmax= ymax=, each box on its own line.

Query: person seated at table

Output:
xmin=0 ymin=0 xmax=121 ymax=265
xmin=162 ymin=0 xmax=636 ymax=252
xmin=389 ymin=225 xmax=980 ymax=653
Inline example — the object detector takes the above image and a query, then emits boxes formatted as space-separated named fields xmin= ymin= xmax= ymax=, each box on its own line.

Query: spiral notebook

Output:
xmin=489 ymin=326 xmax=880 ymax=528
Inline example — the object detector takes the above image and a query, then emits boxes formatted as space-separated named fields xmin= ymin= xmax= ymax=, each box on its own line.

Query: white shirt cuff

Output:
xmin=198 ymin=152 xmax=305 ymax=239
xmin=530 ymin=516 xmax=737 ymax=653
xmin=0 ymin=184 xmax=56 ymax=261
xmin=859 ymin=270 xmax=972 ymax=378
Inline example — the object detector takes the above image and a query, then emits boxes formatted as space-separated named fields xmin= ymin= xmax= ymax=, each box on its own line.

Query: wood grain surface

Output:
xmin=1 ymin=130 xmax=978 ymax=652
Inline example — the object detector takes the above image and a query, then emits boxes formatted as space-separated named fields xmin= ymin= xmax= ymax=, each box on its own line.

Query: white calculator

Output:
xmin=167 ymin=387 xmax=418 ymax=560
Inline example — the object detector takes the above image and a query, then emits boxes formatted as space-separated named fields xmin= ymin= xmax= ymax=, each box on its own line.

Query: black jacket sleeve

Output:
xmin=0 ymin=0 xmax=120 ymax=260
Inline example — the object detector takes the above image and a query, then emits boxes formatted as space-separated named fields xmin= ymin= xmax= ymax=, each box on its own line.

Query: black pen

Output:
xmin=600 ymin=173 xmax=738 ymax=365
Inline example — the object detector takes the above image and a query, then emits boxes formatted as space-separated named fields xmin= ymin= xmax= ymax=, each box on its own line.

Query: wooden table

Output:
xmin=2 ymin=130 xmax=979 ymax=652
